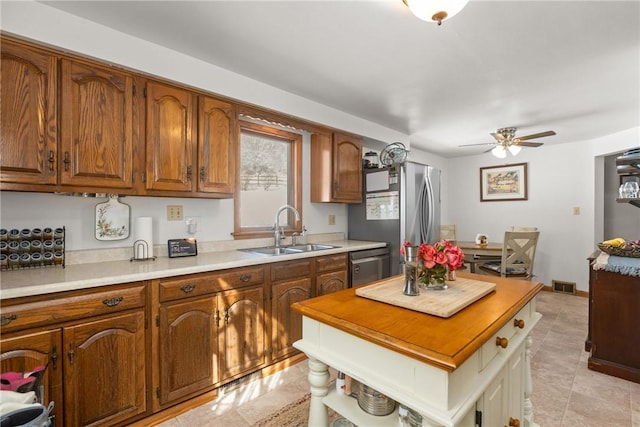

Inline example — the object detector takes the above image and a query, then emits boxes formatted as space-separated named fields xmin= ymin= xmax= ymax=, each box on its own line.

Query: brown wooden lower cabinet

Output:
xmin=0 ymin=329 xmax=63 ymax=423
xmin=0 ymin=252 xmax=352 ymax=425
xmin=63 ymin=310 xmax=147 ymax=427
xmin=218 ymin=285 xmax=267 ymax=381
xmin=586 ymin=255 xmax=640 ymax=383
xmin=0 ymin=282 xmax=147 ymax=427
xmin=158 ymin=297 xmax=219 ymax=406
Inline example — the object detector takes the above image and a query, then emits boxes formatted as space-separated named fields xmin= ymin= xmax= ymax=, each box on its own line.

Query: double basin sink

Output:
xmin=239 ymin=243 xmax=340 ymax=256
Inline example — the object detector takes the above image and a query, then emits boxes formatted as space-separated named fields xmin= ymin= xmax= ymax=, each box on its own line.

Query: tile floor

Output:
xmin=159 ymin=291 xmax=640 ymax=427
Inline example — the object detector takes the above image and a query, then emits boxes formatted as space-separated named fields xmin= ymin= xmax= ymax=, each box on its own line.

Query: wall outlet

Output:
xmin=185 ymin=216 xmax=200 ymax=234
xmin=167 ymin=205 xmax=183 ymax=221
xmin=328 ymin=214 xmax=336 ymax=225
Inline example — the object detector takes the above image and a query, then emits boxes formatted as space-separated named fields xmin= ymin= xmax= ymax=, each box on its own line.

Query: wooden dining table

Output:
xmin=456 ymin=240 xmax=503 ymax=273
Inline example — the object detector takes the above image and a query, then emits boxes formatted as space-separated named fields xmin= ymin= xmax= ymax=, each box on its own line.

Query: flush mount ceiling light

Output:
xmin=402 ymin=0 xmax=470 ymax=25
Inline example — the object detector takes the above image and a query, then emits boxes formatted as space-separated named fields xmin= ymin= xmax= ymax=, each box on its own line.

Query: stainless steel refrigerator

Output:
xmin=348 ymin=161 xmax=441 ymax=276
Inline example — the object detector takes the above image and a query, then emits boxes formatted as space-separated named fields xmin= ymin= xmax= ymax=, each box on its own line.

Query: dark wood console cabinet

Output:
xmin=586 ymin=253 xmax=640 ymax=383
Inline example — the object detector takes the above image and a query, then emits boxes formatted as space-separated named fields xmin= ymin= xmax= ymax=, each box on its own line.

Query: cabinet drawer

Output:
xmin=316 ymin=254 xmax=347 ymax=273
xmin=271 ymin=259 xmax=311 ymax=282
xmin=159 ymin=267 xmax=265 ymax=302
xmin=0 ymin=283 xmax=146 ymax=333
xmin=480 ymin=301 xmax=532 ymax=370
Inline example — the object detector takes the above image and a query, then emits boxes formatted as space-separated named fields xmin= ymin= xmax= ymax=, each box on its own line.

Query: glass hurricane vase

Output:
xmin=419 ymin=267 xmax=449 ymax=290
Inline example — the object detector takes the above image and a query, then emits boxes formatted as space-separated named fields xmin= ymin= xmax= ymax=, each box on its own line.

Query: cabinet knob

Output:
xmin=0 ymin=313 xmax=17 ymax=326
xmin=48 ymin=150 xmax=55 ymax=171
xmin=240 ymin=274 xmax=251 ymax=282
xmin=102 ymin=296 xmax=123 ymax=307
xmin=508 ymin=417 xmax=520 ymax=427
xmin=63 ymin=152 xmax=70 ymax=171
xmin=514 ymin=318 xmax=525 ymax=329
xmin=180 ymin=284 xmax=196 ymax=293
xmin=496 ymin=336 xmax=509 ymax=349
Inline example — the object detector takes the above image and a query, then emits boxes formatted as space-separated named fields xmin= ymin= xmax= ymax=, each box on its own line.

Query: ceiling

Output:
xmin=41 ymin=0 xmax=640 ymax=158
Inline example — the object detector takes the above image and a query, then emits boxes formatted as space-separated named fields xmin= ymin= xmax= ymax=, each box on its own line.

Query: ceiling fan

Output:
xmin=460 ymin=127 xmax=556 ymax=158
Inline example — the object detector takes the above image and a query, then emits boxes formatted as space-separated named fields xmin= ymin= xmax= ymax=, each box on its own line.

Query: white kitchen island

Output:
xmin=293 ymin=272 xmax=543 ymax=427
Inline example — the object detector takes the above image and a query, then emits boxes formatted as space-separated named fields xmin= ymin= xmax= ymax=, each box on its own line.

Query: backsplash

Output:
xmin=64 ymin=232 xmax=346 ymax=265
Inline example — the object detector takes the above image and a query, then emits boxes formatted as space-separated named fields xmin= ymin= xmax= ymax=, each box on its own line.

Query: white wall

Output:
xmin=447 ymin=128 xmax=639 ymax=291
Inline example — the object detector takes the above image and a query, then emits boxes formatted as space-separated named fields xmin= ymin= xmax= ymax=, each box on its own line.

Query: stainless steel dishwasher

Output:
xmin=349 ymin=246 xmax=390 ymax=288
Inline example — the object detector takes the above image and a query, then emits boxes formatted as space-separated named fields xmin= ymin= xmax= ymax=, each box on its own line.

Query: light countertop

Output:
xmin=0 ymin=239 xmax=386 ymax=300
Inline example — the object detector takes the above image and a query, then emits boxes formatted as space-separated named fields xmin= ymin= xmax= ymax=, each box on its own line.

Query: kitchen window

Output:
xmin=234 ymin=120 xmax=302 ymax=239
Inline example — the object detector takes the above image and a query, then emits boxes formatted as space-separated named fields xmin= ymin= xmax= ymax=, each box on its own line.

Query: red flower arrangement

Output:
xmin=402 ymin=240 xmax=465 ymax=286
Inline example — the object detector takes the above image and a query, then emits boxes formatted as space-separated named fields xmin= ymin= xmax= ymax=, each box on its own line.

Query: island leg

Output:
xmin=307 ymin=357 xmax=330 ymax=427
xmin=523 ymin=333 xmax=539 ymax=427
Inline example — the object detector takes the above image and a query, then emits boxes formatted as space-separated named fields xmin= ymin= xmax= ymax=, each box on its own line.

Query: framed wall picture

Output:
xmin=480 ymin=162 xmax=528 ymax=201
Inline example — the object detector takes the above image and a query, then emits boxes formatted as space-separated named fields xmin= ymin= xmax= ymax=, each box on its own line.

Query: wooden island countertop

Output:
xmin=292 ymin=272 xmax=544 ymax=427
xmin=292 ymin=271 xmax=543 ymax=372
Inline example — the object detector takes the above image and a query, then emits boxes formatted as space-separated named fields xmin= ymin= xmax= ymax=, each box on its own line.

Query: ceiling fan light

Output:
xmin=508 ymin=145 xmax=522 ymax=156
xmin=404 ymin=0 xmax=469 ymax=24
xmin=492 ymin=145 xmax=507 ymax=159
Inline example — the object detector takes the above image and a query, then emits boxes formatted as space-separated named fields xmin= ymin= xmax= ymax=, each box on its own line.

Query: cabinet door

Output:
xmin=508 ymin=344 xmax=525 ymax=426
xmin=0 ymin=40 xmax=57 ymax=185
xmin=271 ymin=278 xmax=311 ymax=361
xmin=145 ymin=81 xmax=196 ymax=192
xmin=218 ymin=286 xmax=266 ymax=380
xmin=332 ymin=132 xmax=362 ymax=202
xmin=159 ymin=298 xmax=219 ymax=405
xmin=63 ymin=311 xmax=146 ymax=427
xmin=0 ymin=329 xmax=63 ymax=421
xmin=60 ymin=59 xmax=134 ymax=188
xmin=316 ymin=270 xmax=347 ymax=297
xmin=480 ymin=364 xmax=509 ymax=427
xmin=198 ymin=96 xmax=236 ymax=194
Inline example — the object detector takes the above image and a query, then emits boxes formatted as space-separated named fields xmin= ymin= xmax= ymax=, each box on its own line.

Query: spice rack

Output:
xmin=0 ymin=226 xmax=66 ymax=271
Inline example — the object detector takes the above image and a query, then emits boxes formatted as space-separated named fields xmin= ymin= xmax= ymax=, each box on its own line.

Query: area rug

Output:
xmin=252 ymin=393 xmax=341 ymax=427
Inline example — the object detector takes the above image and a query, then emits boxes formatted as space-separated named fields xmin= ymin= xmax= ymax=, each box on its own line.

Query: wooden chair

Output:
xmin=439 ymin=224 xmax=456 ymax=241
xmin=511 ymin=226 xmax=538 ymax=231
xmin=478 ymin=231 xmax=540 ymax=280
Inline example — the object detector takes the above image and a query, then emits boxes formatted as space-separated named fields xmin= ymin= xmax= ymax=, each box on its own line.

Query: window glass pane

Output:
xmin=239 ymin=130 xmax=291 ymax=228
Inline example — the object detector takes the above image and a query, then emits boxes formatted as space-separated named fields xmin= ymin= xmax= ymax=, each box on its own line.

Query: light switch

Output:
xmin=167 ymin=205 xmax=183 ymax=221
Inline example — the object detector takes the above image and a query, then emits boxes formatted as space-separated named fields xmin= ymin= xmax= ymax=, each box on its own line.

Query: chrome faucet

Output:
xmin=274 ymin=205 xmax=300 ymax=248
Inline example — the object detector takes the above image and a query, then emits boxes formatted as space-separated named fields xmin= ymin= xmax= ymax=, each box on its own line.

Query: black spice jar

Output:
xmin=43 ymin=228 xmax=53 ymax=240
xmin=31 ymin=228 xmax=43 ymax=240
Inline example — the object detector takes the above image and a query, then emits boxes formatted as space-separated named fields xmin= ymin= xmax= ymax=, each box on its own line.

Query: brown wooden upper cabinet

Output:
xmin=145 ymin=82 xmax=236 ymax=196
xmin=60 ymin=59 xmax=135 ymax=188
xmin=310 ymin=132 xmax=363 ymax=203
xmin=197 ymin=96 xmax=236 ymax=194
xmin=1 ymin=39 xmax=58 ymax=186
xmin=145 ymin=81 xmax=197 ymax=192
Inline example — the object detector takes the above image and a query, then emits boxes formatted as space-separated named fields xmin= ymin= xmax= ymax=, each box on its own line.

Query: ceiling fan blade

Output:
xmin=459 ymin=142 xmax=498 ymax=147
xmin=515 ymin=141 xmax=544 ymax=147
xmin=516 ymin=130 xmax=556 ymax=141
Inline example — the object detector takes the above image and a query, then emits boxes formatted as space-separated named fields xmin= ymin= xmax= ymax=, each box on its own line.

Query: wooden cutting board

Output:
xmin=355 ymin=276 xmax=497 ymax=318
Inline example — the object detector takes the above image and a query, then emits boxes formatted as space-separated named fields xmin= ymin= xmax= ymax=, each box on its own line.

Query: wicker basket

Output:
xmin=597 ymin=243 xmax=640 ymax=258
